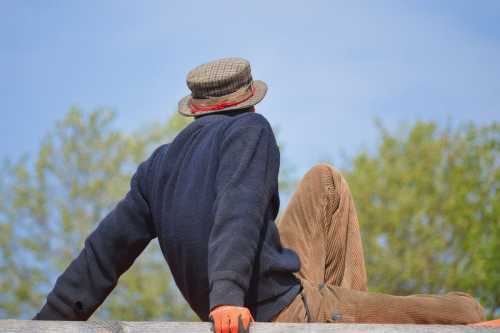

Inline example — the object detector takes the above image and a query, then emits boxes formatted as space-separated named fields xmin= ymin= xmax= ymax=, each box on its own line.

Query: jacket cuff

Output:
xmin=209 ymin=279 xmax=245 ymax=311
xmin=33 ymin=303 xmax=64 ymax=320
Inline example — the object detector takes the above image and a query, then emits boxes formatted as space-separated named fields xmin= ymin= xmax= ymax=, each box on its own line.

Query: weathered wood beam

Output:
xmin=0 ymin=320 xmax=495 ymax=333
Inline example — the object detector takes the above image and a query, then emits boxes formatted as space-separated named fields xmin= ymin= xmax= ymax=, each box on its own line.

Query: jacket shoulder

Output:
xmin=227 ymin=112 xmax=273 ymax=132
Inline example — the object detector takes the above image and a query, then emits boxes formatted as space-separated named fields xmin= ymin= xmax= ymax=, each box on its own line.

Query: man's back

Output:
xmin=148 ymin=112 xmax=301 ymax=321
xmin=34 ymin=111 xmax=301 ymax=322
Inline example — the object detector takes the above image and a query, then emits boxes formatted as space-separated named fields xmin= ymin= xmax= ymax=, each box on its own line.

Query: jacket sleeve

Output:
xmin=33 ymin=158 xmax=157 ymax=320
xmin=208 ymin=118 xmax=280 ymax=311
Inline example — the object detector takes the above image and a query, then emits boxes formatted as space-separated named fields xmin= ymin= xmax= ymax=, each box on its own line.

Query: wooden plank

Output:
xmin=0 ymin=320 xmax=496 ymax=333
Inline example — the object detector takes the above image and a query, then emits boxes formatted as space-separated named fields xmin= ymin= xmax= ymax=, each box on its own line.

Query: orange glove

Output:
xmin=209 ymin=305 xmax=254 ymax=333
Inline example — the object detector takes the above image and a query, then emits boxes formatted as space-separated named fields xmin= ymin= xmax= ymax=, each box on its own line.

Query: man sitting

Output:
xmin=34 ymin=58 xmax=488 ymax=332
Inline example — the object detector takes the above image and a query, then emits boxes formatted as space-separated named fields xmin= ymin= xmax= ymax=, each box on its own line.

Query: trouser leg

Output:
xmin=276 ymin=163 xmax=367 ymax=290
xmin=273 ymin=163 xmax=484 ymax=324
xmin=318 ymin=284 xmax=484 ymax=324
xmin=321 ymin=164 xmax=367 ymax=290
xmin=273 ymin=163 xmax=367 ymax=323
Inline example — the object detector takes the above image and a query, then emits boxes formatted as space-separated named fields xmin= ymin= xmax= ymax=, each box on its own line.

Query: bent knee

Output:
xmin=305 ymin=163 xmax=345 ymax=186
xmin=307 ymin=163 xmax=342 ymax=178
xmin=300 ymin=164 xmax=344 ymax=208
xmin=307 ymin=163 xmax=345 ymax=191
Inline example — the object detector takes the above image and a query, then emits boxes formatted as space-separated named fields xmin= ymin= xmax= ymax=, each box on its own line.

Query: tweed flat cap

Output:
xmin=178 ymin=57 xmax=267 ymax=117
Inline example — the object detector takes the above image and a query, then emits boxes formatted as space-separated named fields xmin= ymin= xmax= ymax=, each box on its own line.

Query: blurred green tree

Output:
xmin=343 ymin=121 xmax=499 ymax=318
xmin=0 ymin=107 xmax=196 ymax=320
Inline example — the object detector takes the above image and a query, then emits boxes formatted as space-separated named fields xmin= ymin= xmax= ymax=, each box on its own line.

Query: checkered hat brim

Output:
xmin=178 ymin=80 xmax=267 ymax=117
xmin=177 ymin=58 xmax=268 ymax=117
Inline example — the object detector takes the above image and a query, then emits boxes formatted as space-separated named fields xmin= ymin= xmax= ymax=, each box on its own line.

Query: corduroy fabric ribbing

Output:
xmin=272 ymin=164 xmax=484 ymax=324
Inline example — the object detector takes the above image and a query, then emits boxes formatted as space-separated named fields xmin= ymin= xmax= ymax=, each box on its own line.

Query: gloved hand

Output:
xmin=209 ymin=305 xmax=254 ymax=333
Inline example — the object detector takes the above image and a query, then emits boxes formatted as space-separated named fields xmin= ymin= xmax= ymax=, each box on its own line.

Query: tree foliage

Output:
xmin=343 ymin=121 xmax=500 ymax=318
xmin=0 ymin=107 xmax=196 ymax=320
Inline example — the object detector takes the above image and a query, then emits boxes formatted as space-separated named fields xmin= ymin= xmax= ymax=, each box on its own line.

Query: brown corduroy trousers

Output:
xmin=272 ymin=164 xmax=484 ymax=324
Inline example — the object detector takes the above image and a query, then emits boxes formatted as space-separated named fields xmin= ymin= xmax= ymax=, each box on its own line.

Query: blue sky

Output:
xmin=2 ymin=0 xmax=499 ymax=175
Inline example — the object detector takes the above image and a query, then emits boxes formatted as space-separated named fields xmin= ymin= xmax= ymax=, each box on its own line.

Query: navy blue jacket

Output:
xmin=34 ymin=112 xmax=301 ymax=322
